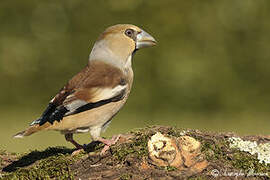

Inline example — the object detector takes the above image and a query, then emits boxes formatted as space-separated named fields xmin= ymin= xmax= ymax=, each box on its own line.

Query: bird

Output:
xmin=13 ymin=24 xmax=156 ymax=154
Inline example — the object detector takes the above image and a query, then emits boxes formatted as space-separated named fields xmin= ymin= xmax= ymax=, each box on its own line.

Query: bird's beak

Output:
xmin=136 ymin=30 xmax=157 ymax=49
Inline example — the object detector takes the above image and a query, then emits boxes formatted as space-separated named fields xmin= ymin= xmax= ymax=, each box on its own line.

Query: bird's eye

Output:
xmin=125 ymin=29 xmax=134 ymax=38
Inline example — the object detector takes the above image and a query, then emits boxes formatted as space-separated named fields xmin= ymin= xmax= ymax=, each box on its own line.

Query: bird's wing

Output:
xmin=31 ymin=60 xmax=127 ymax=126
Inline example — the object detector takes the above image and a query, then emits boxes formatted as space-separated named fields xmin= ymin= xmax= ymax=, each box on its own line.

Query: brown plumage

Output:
xmin=14 ymin=24 xmax=156 ymax=154
xmin=56 ymin=60 xmax=126 ymax=104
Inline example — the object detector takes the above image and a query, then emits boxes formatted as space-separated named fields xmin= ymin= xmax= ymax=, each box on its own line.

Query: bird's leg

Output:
xmin=98 ymin=135 xmax=121 ymax=154
xmin=65 ymin=133 xmax=84 ymax=155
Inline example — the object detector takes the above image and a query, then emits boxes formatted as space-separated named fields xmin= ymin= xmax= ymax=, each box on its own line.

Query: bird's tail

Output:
xmin=13 ymin=123 xmax=50 ymax=138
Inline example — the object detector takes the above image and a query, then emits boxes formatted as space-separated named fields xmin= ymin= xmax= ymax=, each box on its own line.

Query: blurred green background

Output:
xmin=1 ymin=0 xmax=270 ymax=152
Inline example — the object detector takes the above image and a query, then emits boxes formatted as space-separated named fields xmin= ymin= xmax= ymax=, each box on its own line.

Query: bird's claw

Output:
xmin=98 ymin=135 xmax=121 ymax=155
xmin=71 ymin=147 xmax=84 ymax=156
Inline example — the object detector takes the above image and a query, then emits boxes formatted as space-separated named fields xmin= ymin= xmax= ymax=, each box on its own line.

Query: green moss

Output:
xmin=167 ymin=127 xmax=186 ymax=137
xmin=200 ymin=139 xmax=270 ymax=176
xmin=10 ymin=152 xmax=18 ymax=156
xmin=1 ymin=147 xmax=83 ymax=180
xmin=231 ymin=151 xmax=270 ymax=174
xmin=113 ymin=133 xmax=149 ymax=161
xmin=201 ymin=140 xmax=229 ymax=161
xmin=5 ymin=155 xmax=73 ymax=179
xmin=119 ymin=173 xmax=132 ymax=180
xmin=164 ymin=166 xmax=178 ymax=171
xmin=0 ymin=150 xmax=6 ymax=156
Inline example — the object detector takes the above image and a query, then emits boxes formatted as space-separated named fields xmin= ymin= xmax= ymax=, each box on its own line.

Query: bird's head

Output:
xmin=89 ymin=24 xmax=156 ymax=68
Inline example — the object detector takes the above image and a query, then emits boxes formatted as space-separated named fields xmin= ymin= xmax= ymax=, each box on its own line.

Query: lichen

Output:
xmin=200 ymin=137 xmax=270 ymax=176
xmin=229 ymin=137 xmax=270 ymax=164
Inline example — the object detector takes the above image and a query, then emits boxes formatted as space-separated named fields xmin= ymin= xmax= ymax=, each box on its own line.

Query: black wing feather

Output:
xmin=32 ymin=90 xmax=125 ymax=126
xmin=37 ymin=103 xmax=69 ymax=126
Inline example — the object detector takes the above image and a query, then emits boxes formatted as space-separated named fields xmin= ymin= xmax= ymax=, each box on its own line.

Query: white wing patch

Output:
xmin=63 ymin=84 xmax=127 ymax=115
xmin=65 ymin=99 xmax=88 ymax=111
xmin=90 ymin=84 xmax=127 ymax=102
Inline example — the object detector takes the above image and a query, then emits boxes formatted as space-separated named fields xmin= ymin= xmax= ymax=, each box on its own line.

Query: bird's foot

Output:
xmin=65 ymin=133 xmax=86 ymax=155
xmin=71 ymin=144 xmax=88 ymax=156
xmin=98 ymin=135 xmax=121 ymax=155
xmin=71 ymin=148 xmax=84 ymax=156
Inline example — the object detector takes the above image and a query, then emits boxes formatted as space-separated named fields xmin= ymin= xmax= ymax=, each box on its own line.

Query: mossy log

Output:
xmin=0 ymin=126 xmax=270 ymax=180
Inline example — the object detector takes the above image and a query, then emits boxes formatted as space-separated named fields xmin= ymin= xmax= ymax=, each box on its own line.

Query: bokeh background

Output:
xmin=1 ymin=0 xmax=270 ymax=152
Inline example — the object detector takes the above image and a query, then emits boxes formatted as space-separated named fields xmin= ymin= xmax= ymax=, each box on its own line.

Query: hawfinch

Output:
xmin=14 ymin=24 xmax=156 ymax=153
